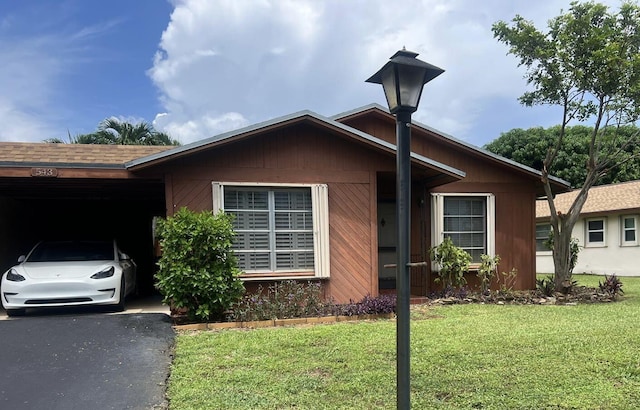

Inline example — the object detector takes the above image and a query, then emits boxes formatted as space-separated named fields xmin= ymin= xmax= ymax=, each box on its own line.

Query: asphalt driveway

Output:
xmin=0 ymin=312 xmax=174 ymax=410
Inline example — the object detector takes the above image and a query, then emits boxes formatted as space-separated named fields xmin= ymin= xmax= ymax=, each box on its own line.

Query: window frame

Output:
xmin=585 ymin=217 xmax=606 ymax=247
xmin=431 ymin=193 xmax=496 ymax=267
xmin=212 ymin=182 xmax=330 ymax=280
xmin=536 ymin=223 xmax=552 ymax=253
xmin=621 ymin=215 xmax=638 ymax=247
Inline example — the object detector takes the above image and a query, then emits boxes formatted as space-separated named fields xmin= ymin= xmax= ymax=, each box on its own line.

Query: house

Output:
xmin=0 ymin=104 xmax=569 ymax=303
xmin=536 ymin=180 xmax=640 ymax=276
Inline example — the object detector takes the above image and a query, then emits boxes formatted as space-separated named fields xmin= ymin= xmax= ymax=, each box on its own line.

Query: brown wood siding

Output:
xmin=161 ymin=124 xmax=391 ymax=303
xmin=431 ymin=180 xmax=538 ymax=290
xmin=341 ymin=114 xmax=541 ymax=289
xmin=326 ymin=182 xmax=374 ymax=302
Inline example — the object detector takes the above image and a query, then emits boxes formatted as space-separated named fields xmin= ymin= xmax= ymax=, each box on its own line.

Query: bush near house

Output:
xmin=230 ymin=280 xmax=397 ymax=322
xmin=430 ymin=237 xmax=471 ymax=290
xmin=155 ymin=207 xmax=245 ymax=322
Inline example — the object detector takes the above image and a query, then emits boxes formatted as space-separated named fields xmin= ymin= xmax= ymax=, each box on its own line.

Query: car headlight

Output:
xmin=6 ymin=269 xmax=25 ymax=282
xmin=90 ymin=266 xmax=115 ymax=279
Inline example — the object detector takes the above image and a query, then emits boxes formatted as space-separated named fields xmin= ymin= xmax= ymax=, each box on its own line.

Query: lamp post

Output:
xmin=366 ymin=49 xmax=444 ymax=410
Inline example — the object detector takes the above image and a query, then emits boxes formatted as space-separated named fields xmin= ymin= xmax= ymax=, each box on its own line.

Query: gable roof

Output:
xmin=0 ymin=143 xmax=172 ymax=169
xmin=536 ymin=180 xmax=640 ymax=219
xmin=125 ymin=109 xmax=466 ymax=182
xmin=332 ymin=104 xmax=572 ymax=193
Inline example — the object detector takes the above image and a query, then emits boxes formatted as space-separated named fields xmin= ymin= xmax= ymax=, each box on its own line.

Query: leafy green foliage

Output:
xmin=477 ymin=254 xmax=501 ymax=294
xmin=49 ymin=117 xmax=181 ymax=145
xmin=544 ymin=231 xmax=580 ymax=273
xmin=599 ymin=274 xmax=624 ymax=298
xmin=484 ymin=125 xmax=640 ymax=187
xmin=430 ymin=237 xmax=471 ymax=289
xmin=536 ymin=275 xmax=555 ymax=297
xmin=155 ymin=207 xmax=244 ymax=321
xmin=493 ymin=2 xmax=640 ymax=290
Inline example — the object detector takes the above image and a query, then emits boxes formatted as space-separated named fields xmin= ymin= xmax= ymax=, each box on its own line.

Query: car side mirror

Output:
xmin=17 ymin=255 xmax=26 ymax=263
xmin=120 ymin=253 xmax=131 ymax=261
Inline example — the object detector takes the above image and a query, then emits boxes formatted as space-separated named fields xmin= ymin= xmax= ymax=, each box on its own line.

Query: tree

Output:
xmin=46 ymin=118 xmax=180 ymax=145
xmin=484 ymin=124 xmax=640 ymax=188
xmin=74 ymin=118 xmax=180 ymax=146
xmin=493 ymin=1 xmax=640 ymax=291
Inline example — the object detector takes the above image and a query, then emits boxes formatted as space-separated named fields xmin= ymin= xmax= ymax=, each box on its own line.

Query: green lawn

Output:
xmin=168 ymin=275 xmax=640 ymax=409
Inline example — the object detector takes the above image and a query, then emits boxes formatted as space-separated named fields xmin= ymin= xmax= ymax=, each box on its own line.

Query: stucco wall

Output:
xmin=537 ymin=212 xmax=640 ymax=276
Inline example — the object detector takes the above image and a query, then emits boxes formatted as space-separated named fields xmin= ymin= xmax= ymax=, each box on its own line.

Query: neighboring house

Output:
xmin=536 ymin=180 xmax=640 ymax=276
xmin=0 ymin=104 xmax=569 ymax=303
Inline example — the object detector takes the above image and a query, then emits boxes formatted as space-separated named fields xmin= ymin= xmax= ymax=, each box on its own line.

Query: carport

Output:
xmin=0 ymin=143 xmax=172 ymax=295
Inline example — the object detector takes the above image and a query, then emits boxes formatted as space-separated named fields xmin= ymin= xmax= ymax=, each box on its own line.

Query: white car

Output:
xmin=1 ymin=240 xmax=137 ymax=317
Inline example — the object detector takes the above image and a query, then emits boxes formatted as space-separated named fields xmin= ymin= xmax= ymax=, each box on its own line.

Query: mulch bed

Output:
xmin=428 ymin=286 xmax=619 ymax=306
xmin=170 ymin=287 xmax=620 ymax=325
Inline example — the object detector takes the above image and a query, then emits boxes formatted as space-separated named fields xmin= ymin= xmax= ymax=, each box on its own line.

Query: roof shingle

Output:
xmin=0 ymin=143 xmax=173 ymax=167
xmin=536 ymin=180 xmax=640 ymax=219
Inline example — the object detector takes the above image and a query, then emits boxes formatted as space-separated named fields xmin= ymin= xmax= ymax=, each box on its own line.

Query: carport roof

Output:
xmin=0 ymin=143 xmax=172 ymax=168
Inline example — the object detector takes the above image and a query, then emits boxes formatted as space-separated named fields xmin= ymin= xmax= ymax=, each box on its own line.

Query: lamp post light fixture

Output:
xmin=366 ymin=49 xmax=444 ymax=410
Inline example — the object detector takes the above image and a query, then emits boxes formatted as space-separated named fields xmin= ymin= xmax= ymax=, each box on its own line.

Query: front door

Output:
xmin=378 ymin=202 xmax=396 ymax=289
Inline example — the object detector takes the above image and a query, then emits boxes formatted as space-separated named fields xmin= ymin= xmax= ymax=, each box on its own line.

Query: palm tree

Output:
xmin=46 ymin=118 xmax=180 ymax=146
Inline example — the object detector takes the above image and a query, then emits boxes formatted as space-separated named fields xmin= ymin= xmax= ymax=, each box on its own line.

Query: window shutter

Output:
xmin=311 ymin=184 xmax=330 ymax=278
xmin=431 ymin=194 xmax=443 ymax=248
xmin=212 ymin=182 xmax=224 ymax=214
xmin=486 ymin=194 xmax=496 ymax=257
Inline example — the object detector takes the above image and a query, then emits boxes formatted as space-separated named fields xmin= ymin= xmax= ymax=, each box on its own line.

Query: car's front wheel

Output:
xmin=6 ymin=308 xmax=26 ymax=317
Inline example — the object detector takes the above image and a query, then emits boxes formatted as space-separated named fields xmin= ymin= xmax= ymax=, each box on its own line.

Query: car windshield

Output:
xmin=27 ymin=241 xmax=115 ymax=262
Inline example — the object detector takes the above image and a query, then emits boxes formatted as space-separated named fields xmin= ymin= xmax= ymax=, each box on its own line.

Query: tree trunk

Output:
xmin=551 ymin=217 xmax=574 ymax=292
xmin=547 ymin=178 xmax=592 ymax=292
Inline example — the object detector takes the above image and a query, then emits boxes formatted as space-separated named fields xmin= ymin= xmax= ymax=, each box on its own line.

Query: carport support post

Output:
xmin=395 ymin=110 xmax=412 ymax=410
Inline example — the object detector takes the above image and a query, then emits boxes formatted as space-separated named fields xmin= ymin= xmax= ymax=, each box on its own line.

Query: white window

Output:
xmin=621 ymin=215 xmax=638 ymax=246
xmin=536 ymin=223 xmax=552 ymax=252
xmin=585 ymin=218 xmax=606 ymax=247
xmin=431 ymin=193 xmax=495 ymax=263
xmin=212 ymin=182 xmax=330 ymax=279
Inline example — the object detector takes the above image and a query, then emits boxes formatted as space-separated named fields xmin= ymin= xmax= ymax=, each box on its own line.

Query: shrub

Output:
xmin=536 ymin=275 xmax=555 ymax=297
xmin=478 ymin=254 xmax=501 ymax=294
xmin=231 ymin=281 xmax=397 ymax=321
xmin=334 ymin=294 xmax=397 ymax=316
xmin=231 ymin=280 xmax=330 ymax=322
xmin=599 ymin=274 xmax=624 ymax=298
xmin=155 ymin=207 xmax=244 ymax=322
xmin=430 ymin=237 xmax=471 ymax=289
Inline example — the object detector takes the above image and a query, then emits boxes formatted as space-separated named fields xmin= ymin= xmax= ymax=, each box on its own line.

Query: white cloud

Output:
xmin=153 ymin=111 xmax=248 ymax=143
xmin=151 ymin=0 xmax=585 ymax=145
xmin=150 ymin=0 xmax=628 ymax=146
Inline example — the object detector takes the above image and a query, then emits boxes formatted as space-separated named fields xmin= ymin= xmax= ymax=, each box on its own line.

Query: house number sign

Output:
xmin=31 ymin=167 xmax=58 ymax=177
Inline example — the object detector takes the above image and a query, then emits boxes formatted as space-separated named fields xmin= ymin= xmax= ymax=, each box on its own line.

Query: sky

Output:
xmin=0 ymin=0 xmax=621 ymax=147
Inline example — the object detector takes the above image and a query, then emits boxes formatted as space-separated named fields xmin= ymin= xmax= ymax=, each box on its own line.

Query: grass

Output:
xmin=167 ymin=275 xmax=640 ymax=409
